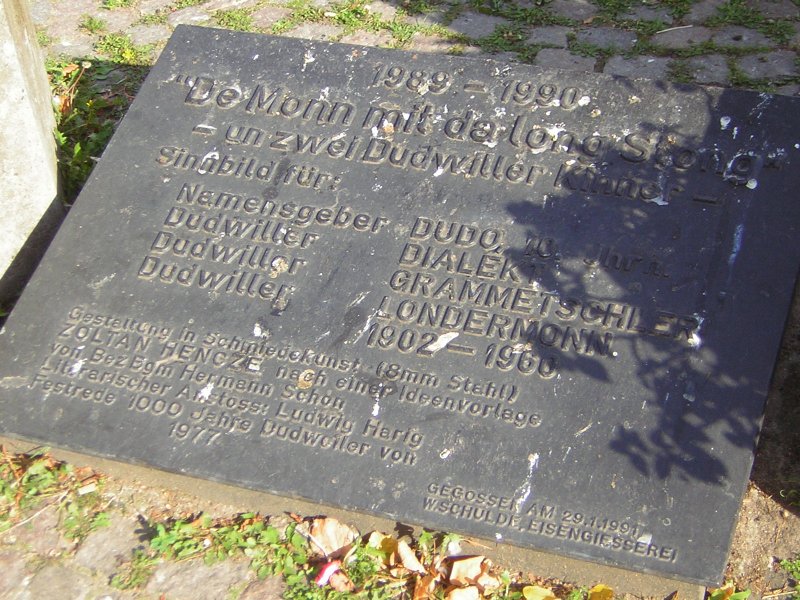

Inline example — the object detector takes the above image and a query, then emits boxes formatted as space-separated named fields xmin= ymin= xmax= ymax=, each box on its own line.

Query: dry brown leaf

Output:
xmin=398 ymin=539 xmax=426 ymax=574
xmin=448 ymin=555 xmax=485 ymax=586
xmin=588 ymin=584 xmax=614 ymax=600
xmin=329 ymin=570 xmax=354 ymax=593
xmin=475 ymin=560 xmax=501 ymax=592
xmin=309 ymin=517 xmax=359 ymax=557
xmin=413 ymin=574 xmax=439 ymax=600
xmin=367 ymin=531 xmax=399 ymax=565
xmin=446 ymin=586 xmax=480 ymax=600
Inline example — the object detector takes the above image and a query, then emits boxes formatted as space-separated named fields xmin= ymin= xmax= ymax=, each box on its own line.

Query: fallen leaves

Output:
xmin=398 ymin=538 xmax=427 ymax=574
xmin=588 ymin=583 xmax=615 ymax=600
xmin=449 ymin=555 xmax=501 ymax=592
xmin=523 ymin=585 xmax=558 ymax=600
xmin=447 ymin=586 xmax=481 ymax=600
xmin=709 ymin=582 xmax=752 ymax=600
xmin=296 ymin=516 xmax=615 ymax=600
xmin=308 ymin=516 xmax=359 ymax=558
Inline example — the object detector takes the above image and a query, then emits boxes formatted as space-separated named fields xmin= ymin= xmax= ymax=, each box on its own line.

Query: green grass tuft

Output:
xmin=215 ymin=8 xmax=257 ymax=31
xmin=80 ymin=14 xmax=108 ymax=34
xmin=95 ymin=33 xmax=154 ymax=64
xmin=102 ymin=0 xmax=135 ymax=9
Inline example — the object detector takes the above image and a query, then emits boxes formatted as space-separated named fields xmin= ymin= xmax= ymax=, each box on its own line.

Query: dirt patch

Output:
xmin=728 ymin=280 xmax=800 ymax=595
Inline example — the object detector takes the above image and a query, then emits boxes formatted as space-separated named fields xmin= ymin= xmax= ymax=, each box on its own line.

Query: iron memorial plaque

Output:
xmin=2 ymin=25 xmax=799 ymax=584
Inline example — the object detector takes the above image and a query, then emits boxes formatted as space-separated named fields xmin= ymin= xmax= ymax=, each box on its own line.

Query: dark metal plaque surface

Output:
xmin=2 ymin=26 xmax=799 ymax=584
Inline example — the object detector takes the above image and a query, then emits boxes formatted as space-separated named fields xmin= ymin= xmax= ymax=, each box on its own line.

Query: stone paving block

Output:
xmin=239 ymin=576 xmax=285 ymax=600
xmin=738 ymin=50 xmax=798 ymax=80
xmin=203 ymin=0 xmax=260 ymax=9
xmin=651 ymin=25 xmax=712 ymax=49
xmin=251 ymin=6 xmax=291 ymax=30
xmin=139 ymin=0 xmax=175 ymax=15
xmin=97 ymin=8 xmax=139 ymax=33
xmin=0 ymin=551 xmax=29 ymax=597
xmin=533 ymin=48 xmax=595 ymax=71
xmin=547 ymin=0 xmax=597 ymax=22
xmin=745 ymin=0 xmax=799 ymax=19
xmin=6 ymin=507 xmax=72 ymax=556
xmin=488 ymin=50 xmax=520 ymax=64
xmin=711 ymin=26 xmax=774 ymax=48
xmin=339 ymin=30 xmax=393 ymax=47
xmin=575 ymin=27 xmax=638 ymax=50
xmin=25 ymin=564 xmax=94 ymax=600
xmin=622 ymin=5 xmax=673 ymax=24
xmin=73 ymin=516 xmax=143 ymax=578
xmin=167 ymin=5 xmax=213 ymax=26
xmin=406 ymin=10 xmax=448 ymax=27
xmin=129 ymin=24 xmax=171 ymax=46
xmin=447 ymin=12 xmax=509 ymax=39
xmin=525 ymin=25 xmax=569 ymax=48
xmin=39 ymin=0 xmax=100 ymax=51
xmin=49 ymin=36 xmax=95 ymax=57
xmin=685 ymin=0 xmax=727 ymax=24
xmin=777 ymin=83 xmax=800 ymax=97
xmin=282 ymin=22 xmax=343 ymax=40
xmin=603 ymin=55 xmax=670 ymax=79
xmin=166 ymin=0 xmax=259 ymax=23
xmin=365 ymin=0 xmax=397 ymax=21
xmin=407 ymin=33 xmax=477 ymax=54
xmin=687 ymin=53 xmax=730 ymax=85
xmin=145 ymin=559 xmax=251 ymax=599
xmin=27 ymin=0 xmax=50 ymax=25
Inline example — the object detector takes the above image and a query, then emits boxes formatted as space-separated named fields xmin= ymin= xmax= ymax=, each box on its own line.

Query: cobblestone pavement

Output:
xmin=29 ymin=0 xmax=800 ymax=94
xmin=0 ymin=467 xmax=287 ymax=599
xmin=6 ymin=0 xmax=800 ymax=598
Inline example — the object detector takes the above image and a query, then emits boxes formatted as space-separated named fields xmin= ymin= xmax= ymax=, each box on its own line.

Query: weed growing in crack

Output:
xmin=111 ymin=513 xmax=311 ymax=589
xmin=80 ymin=14 xmax=108 ymax=34
xmin=479 ymin=25 xmax=526 ymax=52
xmin=594 ymin=0 xmax=633 ymax=19
xmin=667 ymin=58 xmax=694 ymax=84
xmin=138 ymin=11 xmax=169 ymax=24
xmin=0 ymin=447 xmax=108 ymax=541
xmin=271 ymin=0 xmax=325 ymax=34
xmin=215 ymin=8 xmax=257 ymax=31
xmin=111 ymin=549 xmax=158 ymax=590
xmin=173 ymin=0 xmax=207 ymax=8
xmin=779 ymin=558 xmax=800 ymax=600
xmin=95 ymin=33 xmax=154 ymax=64
xmin=330 ymin=0 xmax=382 ymax=32
xmin=706 ymin=0 xmax=796 ymax=44
xmin=657 ymin=0 xmax=693 ymax=20
xmin=36 ymin=28 xmax=52 ymax=47
xmin=102 ymin=0 xmax=135 ymax=9
xmin=48 ymin=58 xmax=146 ymax=202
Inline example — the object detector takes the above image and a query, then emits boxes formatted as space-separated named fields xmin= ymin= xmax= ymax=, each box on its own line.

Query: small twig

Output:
xmin=461 ymin=536 xmax=491 ymax=550
xmin=762 ymin=591 xmax=798 ymax=599
xmin=297 ymin=523 xmax=331 ymax=558
xmin=655 ymin=24 xmax=694 ymax=35
xmin=287 ymin=513 xmax=332 ymax=558
xmin=0 ymin=490 xmax=69 ymax=537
